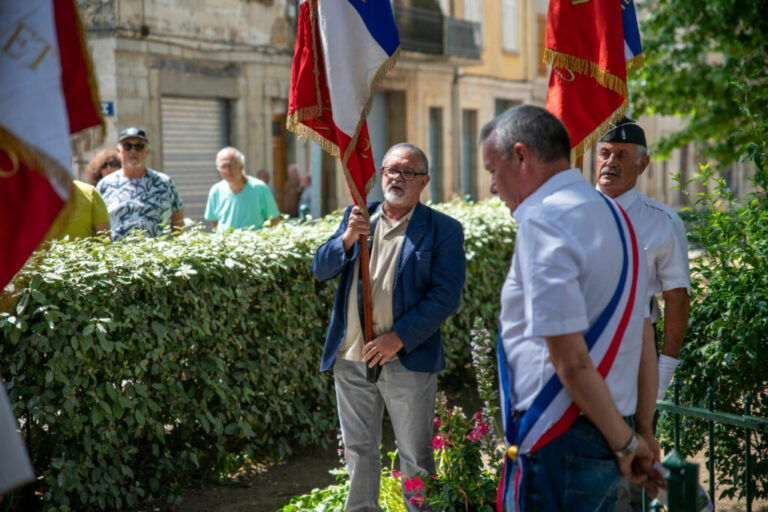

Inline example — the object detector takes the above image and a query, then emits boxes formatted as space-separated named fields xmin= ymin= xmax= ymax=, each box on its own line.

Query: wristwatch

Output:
xmin=614 ymin=431 xmax=639 ymax=458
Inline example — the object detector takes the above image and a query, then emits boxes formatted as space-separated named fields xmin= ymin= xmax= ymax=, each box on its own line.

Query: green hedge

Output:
xmin=0 ymin=198 xmax=516 ymax=511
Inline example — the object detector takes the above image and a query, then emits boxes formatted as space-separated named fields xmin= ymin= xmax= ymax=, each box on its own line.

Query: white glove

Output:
xmin=657 ymin=355 xmax=680 ymax=400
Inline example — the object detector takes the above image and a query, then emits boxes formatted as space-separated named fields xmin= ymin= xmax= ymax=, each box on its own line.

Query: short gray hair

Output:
xmin=636 ymin=144 xmax=648 ymax=165
xmin=382 ymin=143 xmax=429 ymax=174
xmin=479 ymin=105 xmax=571 ymax=163
xmin=216 ymin=146 xmax=245 ymax=167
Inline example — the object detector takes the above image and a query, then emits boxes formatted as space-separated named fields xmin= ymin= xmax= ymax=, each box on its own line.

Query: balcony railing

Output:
xmin=393 ymin=5 xmax=481 ymax=59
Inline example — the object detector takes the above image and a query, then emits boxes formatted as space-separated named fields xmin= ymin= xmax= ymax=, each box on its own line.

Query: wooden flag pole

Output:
xmin=359 ymin=233 xmax=374 ymax=343
xmin=359 ymin=233 xmax=381 ymax=382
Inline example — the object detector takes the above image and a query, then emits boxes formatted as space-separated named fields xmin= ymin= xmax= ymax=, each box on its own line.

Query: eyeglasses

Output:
xmin=120 ymin=142 xmax=146 ymax=151
xmin=381 ymin=166 xmax=427 ymax=181
xmin=99 ymin=160 xmax=121 ymax=171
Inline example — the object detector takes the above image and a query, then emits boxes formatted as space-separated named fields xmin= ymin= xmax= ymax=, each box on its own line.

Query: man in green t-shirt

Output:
xmin=204 ymin=147 xmax=280 ymax=232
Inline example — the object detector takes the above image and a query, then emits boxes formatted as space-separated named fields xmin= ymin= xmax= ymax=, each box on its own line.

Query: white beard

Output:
xmin=384 ymin=185 xmax=406 ymax=205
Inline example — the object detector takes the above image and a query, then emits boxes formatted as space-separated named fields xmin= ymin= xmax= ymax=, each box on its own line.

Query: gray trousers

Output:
xmin=334 ymin=358 xmax=437 ymax=512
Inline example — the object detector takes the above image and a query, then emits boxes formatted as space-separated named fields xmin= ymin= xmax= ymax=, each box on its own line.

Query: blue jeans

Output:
xmin=505 ymin=416 xmax=628 ymax=512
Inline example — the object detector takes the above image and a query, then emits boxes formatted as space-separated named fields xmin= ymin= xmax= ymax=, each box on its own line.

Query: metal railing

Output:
xmin=653 ymin=382 xmax=768 ymax=511
xmin=393 ymin=5 xmax=481 ymax=59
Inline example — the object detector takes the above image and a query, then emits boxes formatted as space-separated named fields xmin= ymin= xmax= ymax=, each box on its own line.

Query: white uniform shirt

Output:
xmin=612 ymin=187 xmax=690 ymax=304
xmin=500 ymin=169 xmax=648 ymax=416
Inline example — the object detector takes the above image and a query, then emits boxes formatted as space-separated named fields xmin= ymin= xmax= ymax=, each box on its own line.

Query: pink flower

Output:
xmin=467 ymin=423 xmax=488 ymax=442
xmin=404 ymin=476 xmax=425 ymax=492
xmin=409 ymin=493 xmax=425 ymax=505
xmin=433 ymin=416 xmax=442 ymax=430
xmin=392 ymin=470 xmax=403 ymax=479
xmin=474 ymin=412 xmax=483 ymax=421
xmin=431 ymin=435 xmax=444 ymax=451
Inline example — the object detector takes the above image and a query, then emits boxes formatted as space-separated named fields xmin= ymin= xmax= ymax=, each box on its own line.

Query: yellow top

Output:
xmin=61 ymin=180 xmax=110 ymax=239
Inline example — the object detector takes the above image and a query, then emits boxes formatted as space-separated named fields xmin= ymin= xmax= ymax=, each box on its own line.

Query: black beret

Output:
xmin=599 ymin=117 xmax=646 ymax=147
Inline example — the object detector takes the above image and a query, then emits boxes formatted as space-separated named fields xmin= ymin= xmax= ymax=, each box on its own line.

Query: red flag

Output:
xmin=286 ymin=0 xmax=399 ymax=219
xmin=0 ymin=0 xmax=104 ymax=291
xmin=544 ymin=0 xmax=633 ymax=159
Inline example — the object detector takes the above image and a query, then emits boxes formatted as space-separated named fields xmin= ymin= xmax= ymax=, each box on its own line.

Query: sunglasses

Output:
xmin=99 ymin=160 xmax=121 ymax=171
xmin=120 ymin=142 xmax=146 ymax=151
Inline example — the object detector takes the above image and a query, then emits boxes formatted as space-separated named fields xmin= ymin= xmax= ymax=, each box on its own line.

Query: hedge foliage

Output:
xmin=0 ymin=198 xmax=516 ymax=511
xmin=659 ymin=163 xmax=768 ymax=502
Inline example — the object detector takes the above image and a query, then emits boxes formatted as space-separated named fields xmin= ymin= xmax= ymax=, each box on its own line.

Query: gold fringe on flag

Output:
xmin=543 ymin=49 xmax=630 ymax=98
xmin=626 ymin=53 xmax=644 ymax=74
xmin=285 ymin=114 xmax=341 ymax=159
xmin=71 ymin=0 xmax=106 ymax=150
xmin=543 ymin=48 xmax=630 ymax=160
xmin=572 ymin=97 xmax=629 ymax=162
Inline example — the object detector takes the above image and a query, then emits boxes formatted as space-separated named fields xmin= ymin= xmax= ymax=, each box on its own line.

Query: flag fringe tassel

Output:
xmin=543 ymin=49 xmax=630 ymax=160
xmin=544 ymin=49 xmax=629 ymax=98
xmin=71 ymin=0 xmax=106 ymax=149
xmin=573 ymin=97 xmax=629 ymax=161
xmin=285 ymin=115 xmax=341 ymax=159
xmin=626 ymin=53 xmax=644 ymax=74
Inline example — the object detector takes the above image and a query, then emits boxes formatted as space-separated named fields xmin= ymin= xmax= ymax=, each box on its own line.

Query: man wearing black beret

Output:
xmin=596 ymin=117 xmax=691 ymax=512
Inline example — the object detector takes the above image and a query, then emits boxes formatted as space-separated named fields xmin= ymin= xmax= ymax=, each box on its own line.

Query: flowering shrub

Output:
xmin=276 ymin=322 xmax=504 ymax=512
xmin=390 ymin=321 xmax=502 ymax=511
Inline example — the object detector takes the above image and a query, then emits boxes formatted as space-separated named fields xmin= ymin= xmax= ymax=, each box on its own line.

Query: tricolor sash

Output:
xmin=497 ymin=194 xmax=640 ymax=511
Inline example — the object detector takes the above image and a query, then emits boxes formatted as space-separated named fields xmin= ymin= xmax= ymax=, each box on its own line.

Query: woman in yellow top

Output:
xmin=59 ymin=180 xmax=110 ymax=239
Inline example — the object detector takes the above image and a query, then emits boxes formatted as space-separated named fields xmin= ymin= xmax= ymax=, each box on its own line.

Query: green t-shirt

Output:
xmin=204 ymin=176 xmax=280 ymax=232
xmin=61 ymin=180 xmax=110 ymax=239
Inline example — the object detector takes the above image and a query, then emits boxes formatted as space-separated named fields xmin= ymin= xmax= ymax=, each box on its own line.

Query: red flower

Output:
xmin=433 ymin=416 xmax=442 ymax=430
xmin=392 ymin=470 xmax=403 ymax=479
xmin=431 ymin=435 xmax=444 ymax=451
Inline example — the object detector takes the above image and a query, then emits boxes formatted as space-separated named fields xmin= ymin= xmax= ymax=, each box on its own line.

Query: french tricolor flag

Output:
xmin=287 ymin=0 xmax=400 ymax=218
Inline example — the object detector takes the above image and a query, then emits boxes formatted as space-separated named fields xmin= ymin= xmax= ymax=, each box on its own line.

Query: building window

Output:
xmin=461 ymin=109 xmax=478 ymax=200
xmin=429 ymin=107 xmax=443 ymax=203
xmin=495 ymin=98 xmax=521 ymax=117
xmin=502 ymin=0 xmax=519 ymax=53
xmin=463 ymin=0 xmax=483 ymax=47
xmin=537 ymin=13 xmax=548 ymax=76
xmin=161 ymin=96 xmax=229 ymax=223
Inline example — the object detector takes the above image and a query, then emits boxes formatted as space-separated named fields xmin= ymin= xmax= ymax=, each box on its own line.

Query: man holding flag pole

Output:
xmin=288 ymin=1 xmax=466 ymax=510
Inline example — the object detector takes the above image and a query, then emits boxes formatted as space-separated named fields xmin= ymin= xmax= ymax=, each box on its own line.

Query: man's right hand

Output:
xmin=342 ymin=206 xmax=371 ymax=251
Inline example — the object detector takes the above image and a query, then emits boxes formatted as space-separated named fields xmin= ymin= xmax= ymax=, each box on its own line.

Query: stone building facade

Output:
xmin=77 ymin=0 xmax=748 ymax=222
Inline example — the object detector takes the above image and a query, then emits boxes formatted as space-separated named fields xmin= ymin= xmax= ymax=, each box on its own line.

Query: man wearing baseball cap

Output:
xmin=596 ymin=117 xmax=691 ymax=512
xmin=97 ymin=127 xmax=185 ymax=241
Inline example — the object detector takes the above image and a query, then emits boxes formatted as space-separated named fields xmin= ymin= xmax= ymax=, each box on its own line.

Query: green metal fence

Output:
xmin=654 ymin=381 xmax=768 ymax=511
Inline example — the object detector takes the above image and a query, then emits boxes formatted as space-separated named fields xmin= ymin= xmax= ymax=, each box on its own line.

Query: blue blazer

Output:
xmin=313 ymin=202 xmax=466 ymax=373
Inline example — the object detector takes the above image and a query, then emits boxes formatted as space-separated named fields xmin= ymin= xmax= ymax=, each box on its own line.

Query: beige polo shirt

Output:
xmin=337 ymin=207 xmax=414 ymax=361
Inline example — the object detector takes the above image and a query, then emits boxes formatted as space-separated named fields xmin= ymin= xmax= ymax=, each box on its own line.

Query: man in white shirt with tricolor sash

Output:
xmin=480 ymin=105 xmax=664 ymax=512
